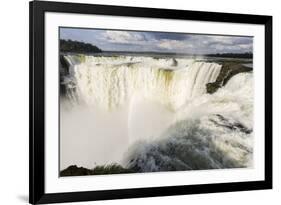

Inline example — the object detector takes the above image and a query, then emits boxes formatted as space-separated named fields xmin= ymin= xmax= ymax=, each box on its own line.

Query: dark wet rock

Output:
xmin=210 ymin=114 xmax=252 ymax=134
xmin=59 ymin=55 xmax=70 ymax=75
xmin=60 ymin=164 xmax=134 ymax=177
xmin=60 ymin=165 xmax=92 ymax=176
xmin=171 ymin=58 xmax=178 ymax=66
xmin=206 ymin=62 xmax=252 ymax=94
xmin=59 ymin=55 xmax=70 ymax=96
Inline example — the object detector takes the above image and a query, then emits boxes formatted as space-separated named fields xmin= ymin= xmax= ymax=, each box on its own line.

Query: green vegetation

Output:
xmin=60 ymin=164 xmax=135 ymax=176
xmin=206 ymin=52 xmax=253 ymax=59
xmin=206 ymin=62 xmax=252 ymax=94
xmin=60 ymin=39 xmax=102 ymax=53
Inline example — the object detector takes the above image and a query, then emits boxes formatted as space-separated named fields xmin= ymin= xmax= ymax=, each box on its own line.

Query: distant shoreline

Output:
xmin=102 ymin=50 xmax=253 ymax=58
xmin=59 ymin=39 xmax=252 ymax=59
xmin=60 ymin=51 xmax=253 ymax=60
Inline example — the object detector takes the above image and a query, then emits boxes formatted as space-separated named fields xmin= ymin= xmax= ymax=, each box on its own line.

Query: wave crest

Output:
xmin=124 ymin=115 xmax=252 ymax=172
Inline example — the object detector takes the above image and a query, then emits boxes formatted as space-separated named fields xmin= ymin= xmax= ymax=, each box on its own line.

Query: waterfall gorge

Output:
xmin=60 ymin=55 xmax=253 ymax=171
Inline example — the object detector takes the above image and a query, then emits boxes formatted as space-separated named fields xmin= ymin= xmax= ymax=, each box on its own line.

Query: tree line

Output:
xmin=60 ymin=39 xmax=102 ymax=53
xmin=206 ymin=52 xmax=253 ymax=58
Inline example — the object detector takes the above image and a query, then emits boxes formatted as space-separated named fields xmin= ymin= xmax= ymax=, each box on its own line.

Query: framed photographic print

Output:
xmin=29 ymin=0 xmax=272 ymax=204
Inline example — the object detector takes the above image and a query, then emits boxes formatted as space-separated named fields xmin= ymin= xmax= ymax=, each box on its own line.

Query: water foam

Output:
xmin=124 ymin=73 xmax=253 ymax=171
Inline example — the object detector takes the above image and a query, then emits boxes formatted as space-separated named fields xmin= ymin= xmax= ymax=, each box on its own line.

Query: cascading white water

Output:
xmin=60 ymin=54 xmax=253 ymax=172
xmin=64 ymin=55 xmax=221 ymax=111
xmin=124 ymin=72 xmax=254 ymax=171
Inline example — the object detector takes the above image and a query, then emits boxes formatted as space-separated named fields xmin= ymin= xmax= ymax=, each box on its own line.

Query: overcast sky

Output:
xmin=60 ymin=27 xmax=253 ymax=54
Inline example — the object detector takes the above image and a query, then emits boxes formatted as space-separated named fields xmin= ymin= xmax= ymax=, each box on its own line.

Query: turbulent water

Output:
xmin=125 ymin=73 xmax=253 ymax=171
xmin=60 ymin=54 xmax=253 ymax=172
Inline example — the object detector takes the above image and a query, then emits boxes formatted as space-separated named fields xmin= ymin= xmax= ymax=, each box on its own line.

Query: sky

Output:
xmin=60 ymin=27 xmax=253 ymax=54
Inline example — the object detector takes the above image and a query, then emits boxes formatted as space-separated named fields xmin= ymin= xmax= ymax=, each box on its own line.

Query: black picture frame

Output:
xmin=29 ymin=1 xmax=272 ymax=204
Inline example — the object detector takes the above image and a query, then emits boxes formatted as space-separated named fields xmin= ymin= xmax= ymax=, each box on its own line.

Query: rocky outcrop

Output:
xmin=209 ymin=114 xmax=252 ymax=134
xmin=206 ymin=62 xmax=252 ymax=94
xmin=60 ymin=164 xmax=134 ymax=176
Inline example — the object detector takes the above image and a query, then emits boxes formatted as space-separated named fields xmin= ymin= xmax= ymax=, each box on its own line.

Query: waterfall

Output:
xmin=63 ymin=55 xmax=221 ymax=111
xmin=60 ymin=55 xmax=253 ymax=170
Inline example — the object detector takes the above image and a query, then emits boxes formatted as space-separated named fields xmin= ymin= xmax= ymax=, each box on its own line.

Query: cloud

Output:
xmin=157 ymin=39 xmax=192 ymax=50
xmin=103 ymin=31 xmax=146 ymax=44
xmin=202 ymin=36 xmax=252 ymax=48
xmin=207 ymin=36 xmax=236 ymax=45
xmin=147 ymin=32 xmax=190 ymax=41
xmin=187 ymin=35 xmax=253 ymax=53
xmin=60 ymin=28 xmax=253 ymax=54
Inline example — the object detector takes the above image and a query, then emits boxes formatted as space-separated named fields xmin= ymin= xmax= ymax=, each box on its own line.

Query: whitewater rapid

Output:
xmin=125 ymin=72 xmax=253 ymax=171
xmin=60 ymin=55 xmax=253 ymax=172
